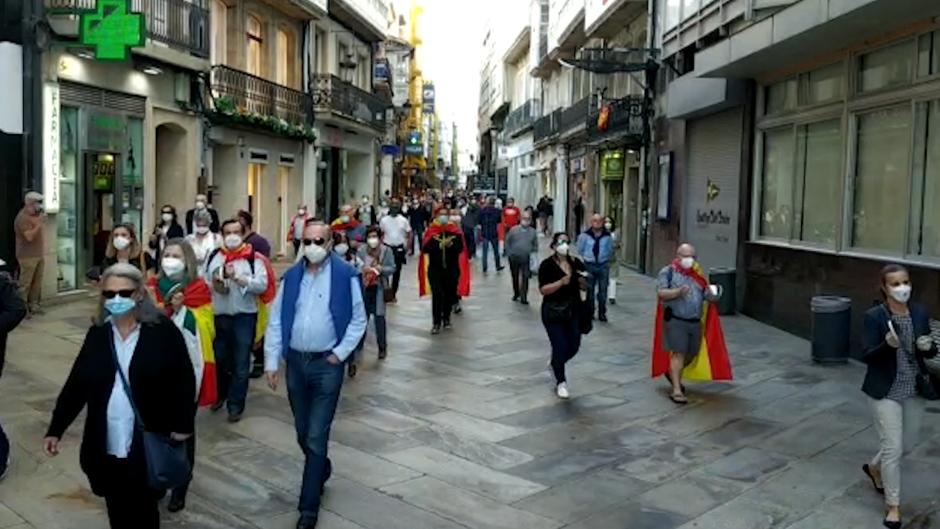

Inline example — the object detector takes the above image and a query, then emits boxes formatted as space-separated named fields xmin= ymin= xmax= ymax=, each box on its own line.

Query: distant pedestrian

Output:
xmin=605 ymin=216 xmax=620 ymax=305
xmin=185 ymin=194 xmax=221 ymax=235
xmin=186 ymin=210 xmax=222 ymax=277
xmin=44 ymin=263 xmax=195 ymax=529
xmin=478 ymin=197 xmax=504 ymax=273
xmin=407 ymin=199 xmax=431 ymax=255
xmin=207 ymin=219 xmax=270 ymax=422
xmin=97 ymin=223 xmax=154 ymax=277
xmin=0 ymin=258 xmax=27 ymax=481
xmin=860 ymin=264 xmax=938 ymax=529
xmin=419 ymin=210 xmax=468 ymax=334
xmin=538 ymin=233 xmax=587 ymax=399
xmin=14 ymin=191 xmax=46 ymax=316
xmin=358 ymin=226 xmax=395 ymax=360
xmin=264 ymin=220 xmax=366 ymax=529
xmin=332 ymin=204 xmax=366 ymax=245
xmin=236 ymin=210 xmax=271 ymax=259
xmin=576 ymin=214 xmax=613 ymax=322
xmin=459 ymin=198 xmax=479 ymax=260
xmin=288 ymin=204 xmax=311 ymax=257
xmin=507 ymin=211 xmax=538 ymax=305
xmin=356 ymin=196 xmax=377 ymax=227
xmin=150 ymin=204 xmax=185 ymax=266
xmin=379 ymin=199 xmax=411 ymax=302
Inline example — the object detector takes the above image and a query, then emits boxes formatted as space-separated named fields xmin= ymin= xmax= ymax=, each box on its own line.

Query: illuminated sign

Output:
xmin=405 ymin=131 xmax=423 ymax=155
xmin=600 ymin=150 xmax=625 ymax=181
xmin=422 ymin=83 xmax=435 ymax=114
xmin=43 ymin=83 xmax=61 ymax=213
xmin=80 ymin=0 xmax=146 ymax=61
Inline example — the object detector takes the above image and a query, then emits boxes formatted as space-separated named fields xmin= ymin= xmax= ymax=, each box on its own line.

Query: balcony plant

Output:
xmin=208 ymin=96 xmax=317 ymax=143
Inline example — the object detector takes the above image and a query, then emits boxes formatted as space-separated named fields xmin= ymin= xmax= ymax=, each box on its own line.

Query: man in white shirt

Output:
xmin=378 ymin=199 xmax=411 ymax=302
xmin=206 ymin=219 xmax=269 ymax=422
xmin=265 ymin=220 xmax=366 ymax=529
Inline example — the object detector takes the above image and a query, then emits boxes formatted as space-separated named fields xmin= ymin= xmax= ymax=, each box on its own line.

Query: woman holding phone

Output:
xmin=860 ymin=264 xmax=938 ymax=529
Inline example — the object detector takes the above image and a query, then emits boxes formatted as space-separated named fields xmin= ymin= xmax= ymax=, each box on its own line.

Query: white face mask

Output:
xmin=334 ymin=243 xmax=349 ymax=255
xmin=604 ymin=222 xmax=613 ymax=230
xmin=161 ymin=257 xmax=185 ymax=277
xmin=195 ymin=225 xmax=210 ymax=235
xmin=112 ymin=236 xmax=131 ymax=251
xmin=889 ymin=284 xmax=912 ymax=303
xmin=367 ymin=237 xmax=380 ymax=249
xmin=161 ymin=213 xmax=173 ymax=223
xmin=224 ymin=234 xmax=242 ymax=250
xmin=555 ymin=242 xmax=569 ymax=256
xmin=195 ymin=201 xmax=206 ymax=210
xmin=680 ymin=257 xmax=695 ymax=270
xmin=340 ymin=215 xmax=350 ymax=223
xmin=304 ymin=244 xmax=328 ymax=264
xmin=297 ymin=209 xmax=306 ymax=216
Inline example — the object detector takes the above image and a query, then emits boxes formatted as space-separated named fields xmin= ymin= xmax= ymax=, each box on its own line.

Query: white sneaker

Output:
xmin=556 ymin=382 xmax=570 ymax=399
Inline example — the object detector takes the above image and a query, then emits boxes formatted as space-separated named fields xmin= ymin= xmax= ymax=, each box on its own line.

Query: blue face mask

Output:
xmin=104 ymin=296 xmax=136 ymax=316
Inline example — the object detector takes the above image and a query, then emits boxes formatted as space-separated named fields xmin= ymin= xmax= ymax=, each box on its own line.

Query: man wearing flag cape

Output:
xmin=651 ymin=243 xmax=733 ymax=404
xmin=418 ymin=208 xmax=471 ymax=334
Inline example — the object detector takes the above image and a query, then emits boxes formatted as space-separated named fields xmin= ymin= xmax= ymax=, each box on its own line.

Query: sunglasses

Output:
xmin=102 ymin=289 xmax=135 ymax=299
xmin=302 ymin=237 xmax=328 ymax=246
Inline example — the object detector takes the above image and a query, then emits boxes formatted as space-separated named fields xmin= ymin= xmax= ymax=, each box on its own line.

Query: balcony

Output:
xmin=47 ymin=0 xmax=210 ymax=59
xmin=207 ymin=65 xmax=315 ymax=142
xmin=586 ymin=96 xmax=648 ymax=146
xmin=559 ymin=97 xmax=589 ymax=135
xmin=503 ymin=99 xmax=541 ymax=138
xmin=312 ymin=75 xmax=389 ymax=133
xmin=533 ymin=109 xmax=561 ymax=145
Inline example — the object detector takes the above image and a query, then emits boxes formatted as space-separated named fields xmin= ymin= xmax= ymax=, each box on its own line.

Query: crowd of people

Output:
xmin=2 ymin=187 xmax=937 ymax=529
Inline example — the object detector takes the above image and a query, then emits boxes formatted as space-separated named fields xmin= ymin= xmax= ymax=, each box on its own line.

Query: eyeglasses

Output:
xmin=102 ymin=289 xmax=135 ymax=299
xmin=302 ymin=237 xmax=328 ymax=246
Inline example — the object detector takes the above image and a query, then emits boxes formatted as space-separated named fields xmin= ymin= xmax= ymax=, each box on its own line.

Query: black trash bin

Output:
xmin=811 ymin=296 xmax=851 ymax=364
xmin=708 ymin=268 xmax=736 ymax=315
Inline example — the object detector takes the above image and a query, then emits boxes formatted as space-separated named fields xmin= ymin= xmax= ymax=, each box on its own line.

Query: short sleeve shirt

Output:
xmin=656 ymin=265 xmax=705 ymax=320
xmin=380 ymin=215 xmax=410 ymax=246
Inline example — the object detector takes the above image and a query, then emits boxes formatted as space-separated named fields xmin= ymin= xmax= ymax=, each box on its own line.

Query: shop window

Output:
xmin=796 ymin=120 xmax=842 ymax=246
xmin=909 ymin=100 xmax=940 ymax=257
xmin=766 ymin=78 xmax=797 ymax=114
xmin=804 ymin=62 xmax=844 ymax=105
xmin=664 ymin=0 xmax=680 ymax=31
xmin=851 ymin=106 xmax=912 ymax=252
xmin=917 ymin=30 xmax=940 ymax=78
xmin=858 ymin=40 xmax=914 ymax=93
xmin=759 ymin=127 xmax=795 ymax=239
xmin=57 ymin=106 xmax=80 ymax=292
xmin=247 ymin=15 xmax=263 ymax=77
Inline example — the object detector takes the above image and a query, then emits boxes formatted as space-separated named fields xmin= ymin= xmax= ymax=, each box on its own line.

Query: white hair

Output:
xmin=24 ymin=191 xmax=43 ymax=202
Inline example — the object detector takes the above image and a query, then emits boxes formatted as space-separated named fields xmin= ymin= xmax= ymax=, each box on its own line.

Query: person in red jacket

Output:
xmin=502 ymin=197 xmax=522 ymax=229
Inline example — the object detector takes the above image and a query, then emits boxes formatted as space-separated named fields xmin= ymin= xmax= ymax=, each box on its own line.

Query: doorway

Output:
xmin=248 ymin=162 xmax=264 ymax=221
xmin=83 ymin=152 xmax=120 ymax=273
xmin=277 ymin=165 xmax=290 ymax=255
xmin=623 ymin=166 xmax=639 ymax=267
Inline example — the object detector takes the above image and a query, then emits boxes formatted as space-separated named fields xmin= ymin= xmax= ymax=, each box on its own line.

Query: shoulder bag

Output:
xmin=109 ymin=327 xmax=192 ymax=491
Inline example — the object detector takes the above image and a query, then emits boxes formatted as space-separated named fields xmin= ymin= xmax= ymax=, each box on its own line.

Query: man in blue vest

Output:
xmin=264 ymin=219 xmax=366 ymax=529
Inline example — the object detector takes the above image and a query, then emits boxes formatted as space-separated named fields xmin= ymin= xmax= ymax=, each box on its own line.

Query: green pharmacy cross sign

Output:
xmin=79 ymin=0 xmax=146 ymax=61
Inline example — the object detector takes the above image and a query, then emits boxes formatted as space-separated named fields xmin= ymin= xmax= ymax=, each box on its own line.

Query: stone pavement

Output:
xmin=1 ymin=246 xmax=939 ymax=529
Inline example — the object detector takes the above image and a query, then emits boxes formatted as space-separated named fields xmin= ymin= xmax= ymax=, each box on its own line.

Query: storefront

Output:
xmin=598 ymin=148 xmax=643 ymax=267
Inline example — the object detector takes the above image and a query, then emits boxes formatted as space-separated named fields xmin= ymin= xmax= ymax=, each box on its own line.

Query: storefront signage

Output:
xmin=600 ymin=150 xmax=625 ymax=181
xmin=422 ymin=83 xmax=435 ymax=114
xmin=43 ymin=82 xmax=61 ymax=213
xmin=405 ymin=131 xmax=423 ymax=155
xmin=696 ymin=209 xmax=731 ymax=226
xmin=80 ymin=0 xmax=146 ymax=61
xmin=85 ymin=111 xmax=126 ymax=152
xmin=570 ymin=156 xmax=585 ymax=174
xmin=374 ymin=59 xmax=390 ymax=85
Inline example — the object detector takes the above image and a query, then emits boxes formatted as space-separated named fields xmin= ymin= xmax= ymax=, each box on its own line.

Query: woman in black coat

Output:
xmin=860 ymin=264 xmax=938 ymax=529
xmin=43 ymin=263 xmax=195 ymax=529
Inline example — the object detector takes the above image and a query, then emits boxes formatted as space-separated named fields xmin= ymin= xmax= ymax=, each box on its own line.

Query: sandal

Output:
xmin=863 ymin=464 xmax=885 ymax=495
xmin=669 ymin=393 xmax=688 ymax=405
xmin=664 ymin=372 xmax=687 ymax=394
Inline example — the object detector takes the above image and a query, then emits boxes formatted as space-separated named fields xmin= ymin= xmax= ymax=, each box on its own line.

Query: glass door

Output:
xmin=84 ymin=152 xmax=121 ymax=274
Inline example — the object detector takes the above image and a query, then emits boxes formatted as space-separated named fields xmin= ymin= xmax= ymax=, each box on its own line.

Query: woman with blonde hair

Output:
xmin=44 ymin=263 xmax=195 ymax=528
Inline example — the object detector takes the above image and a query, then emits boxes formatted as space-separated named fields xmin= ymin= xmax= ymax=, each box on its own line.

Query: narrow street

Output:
xmin=0 ymin=249 xmax=938 ymax=529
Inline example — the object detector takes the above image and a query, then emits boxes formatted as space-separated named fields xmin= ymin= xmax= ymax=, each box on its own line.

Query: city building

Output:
xmin=652 ymin=0 xmax=940 ymax=351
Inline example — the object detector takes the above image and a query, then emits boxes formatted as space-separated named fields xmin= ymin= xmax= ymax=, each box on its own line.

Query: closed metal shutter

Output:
xmin=60 ymin=81 xmax=146 ymax=115
xmin=682 ymin=108 xmax=743 ymax=270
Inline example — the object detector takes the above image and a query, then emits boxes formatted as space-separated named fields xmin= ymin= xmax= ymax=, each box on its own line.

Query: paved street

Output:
xmin=1 ymin=245 xmax=939 ymax=529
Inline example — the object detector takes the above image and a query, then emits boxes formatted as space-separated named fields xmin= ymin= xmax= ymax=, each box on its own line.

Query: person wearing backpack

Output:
xmin=206 ymin=219 xmax=270 ymax=423
xmin=0 ymin=258 xmax=28 ymax=481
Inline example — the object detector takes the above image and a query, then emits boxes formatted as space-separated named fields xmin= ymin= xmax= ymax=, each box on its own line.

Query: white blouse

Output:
xmin=187 ymin=233 xmax=222 ymax=277
xmin=106 ymin=323 xmax=140 ymax=459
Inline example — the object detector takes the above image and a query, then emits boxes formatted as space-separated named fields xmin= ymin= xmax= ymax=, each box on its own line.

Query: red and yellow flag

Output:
xmin=651 ymin=262 xmax=733 ymax=381
xmin=418 ymin=222 xmax=471 ymax=298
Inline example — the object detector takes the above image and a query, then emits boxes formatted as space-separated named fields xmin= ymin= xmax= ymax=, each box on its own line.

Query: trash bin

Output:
xmin=811 ymin=296 xmax=852 ymax=364
xmin=708 ymin=268 xmax=736 ymax=315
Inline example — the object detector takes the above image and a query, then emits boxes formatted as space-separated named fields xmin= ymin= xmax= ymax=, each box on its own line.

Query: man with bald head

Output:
xmin=656 ymin=243 xmax=718 ymax=403
xmin=265 ymin=219 xmax=366 ymax=529
xmin=576 ymin=213 xmax=614 ymax=322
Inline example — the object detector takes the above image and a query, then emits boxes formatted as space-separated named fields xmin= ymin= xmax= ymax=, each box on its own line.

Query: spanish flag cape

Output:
xmin=149 ymin=275 xmax=218 ymax=407
xmin=417 ymin=221 xmax=471 ymax=298
xmin=651 ymin=261 xmax=733 ymax=381
xmin=218 ymin=243 xmax=278 ymax=349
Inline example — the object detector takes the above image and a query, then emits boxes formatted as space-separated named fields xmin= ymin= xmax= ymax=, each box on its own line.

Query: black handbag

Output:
xmin=578 ymin=298 xmax=593 ymax=335
xmin=110 ymin=329 xmax=192 ymax=491
xmin=915 ymin=354 xmax=940 ymax=401
xmin=544 ymin=299 xmax=572 ymax=321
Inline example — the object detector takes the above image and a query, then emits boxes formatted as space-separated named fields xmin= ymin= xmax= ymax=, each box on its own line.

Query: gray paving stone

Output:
xmin=674 ymin=497 xmax=795 ymax=529
xmin=189 ymin=456 xmax=295 ymax=519
xmin=759 ymin=408 xmax=869 ymax=458
xmin=696 ymin=417 xmax=784 ymax=450
xmin=512 ymin=469 xmax=652 ymax=524
xmin=347 ymin=406 xmax=428 ymax=433
xmin=408 ymin=425 xmax=534 ymax=469
xmin=322 ymin=476 xmax=467 ymax=529
xmin=613 ymin=439 xmax=728 ymax=484
xmin=690 ymin=447 xmax=795 ymax=486
xmin=563 ymin=502 xmax=691 ymax=529
xmin=634 ymin=473 xmax=748 ymax=519
xmin=381 ymin=476 xmax=561 ymax=529
xmin=421 ymin=410 xmax=529 ymax=442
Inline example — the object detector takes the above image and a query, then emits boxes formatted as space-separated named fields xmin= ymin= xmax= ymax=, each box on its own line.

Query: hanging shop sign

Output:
xmin=600 ymin=150 xmax=625 ymax=181
xmin=422 ymin=83 xmax=435 ymax=114
xmin=405 ymin=130 xmax=424 ymax=155
xmin=43 ymin=82 xmax=61 ymax=213
xmin=80 ymin=0 xmax=146 ymax=61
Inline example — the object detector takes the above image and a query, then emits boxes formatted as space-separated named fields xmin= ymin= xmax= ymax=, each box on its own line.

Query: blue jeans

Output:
xmin=481 ymin=236 xmax=501 ymax=272
xmin=285 ymin=350 xmax=345 ymax=517
xmin=214 ymin=313 xmax=257 ymax=415
xmin=585 ymin=262 xmax=609 ymax=317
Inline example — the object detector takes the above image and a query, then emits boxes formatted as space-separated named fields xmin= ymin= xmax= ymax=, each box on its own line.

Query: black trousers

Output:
xmin=102 ymin=456 xmax=160 ymax=529
xmin=389 ymin=244 xmax=407 ymax=298
xmin=462 ymin=227 xmax=476 ymax=259
xmin=542 ymin=307 xmax=581 ymax=384
xmin=509 ymin=257 xmax=530 ymax=301
xmin=429 ymin=271 xmax=458 ymax=326
xmin=171 ymin=435 xmax=196 ymax=500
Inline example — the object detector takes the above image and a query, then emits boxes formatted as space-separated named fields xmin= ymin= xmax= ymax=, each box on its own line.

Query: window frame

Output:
xmin=246 ymin=14 xmax=264 ymax=77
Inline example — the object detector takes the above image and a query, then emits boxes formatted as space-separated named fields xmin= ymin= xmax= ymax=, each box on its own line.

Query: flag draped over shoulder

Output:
xmin=651 ymin=261 xmax=733 ymax=382
xmin=150 ymin=276 xmax=218 ymax=407
xmin=253 ymin=252 xmax=278 ymax=349
xmin=418 ymin=222 xmax=471 ymax=298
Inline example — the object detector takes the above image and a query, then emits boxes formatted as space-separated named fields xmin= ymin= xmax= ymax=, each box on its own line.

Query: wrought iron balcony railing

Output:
xmin=504 ymin=99 xmax=541 ymax=138
xmin=46 ymin=0 xmax=210 ymax=59
xmin=312 ymin=74 xmax=389 ymax=132
xmin=209 ymin=65 xmax=313 ymax=127
xmin=533 ymin=108 xmax=561 ymax=144
xmin=559 ymin=97 xmax=590 ymax=134
xmin=586 ymin=95 xmax=648 ymax=144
